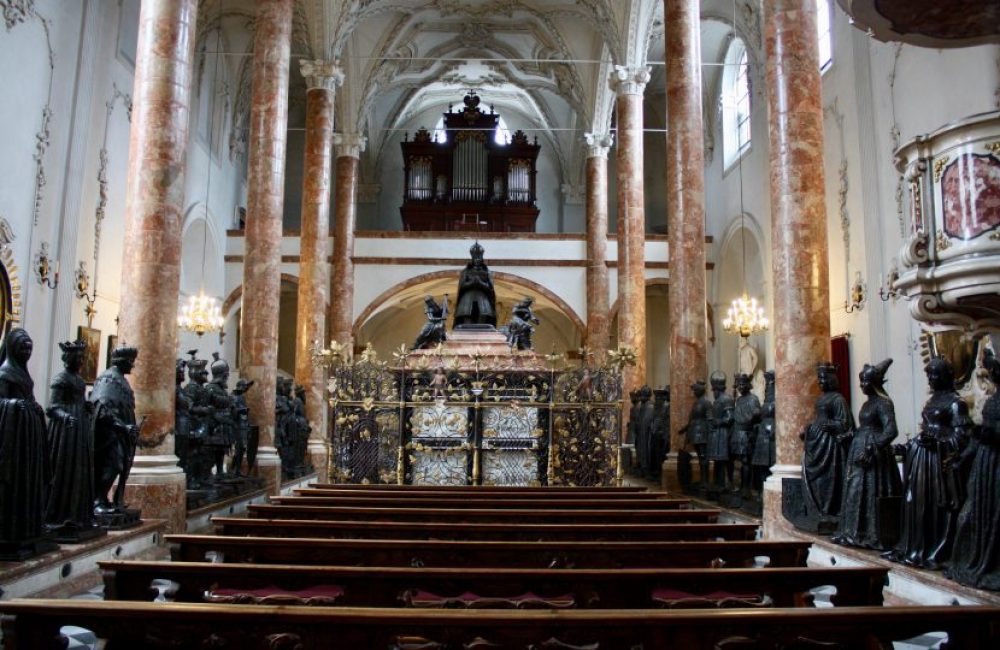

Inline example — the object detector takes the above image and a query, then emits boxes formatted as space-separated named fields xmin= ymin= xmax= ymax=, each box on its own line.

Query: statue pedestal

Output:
xmin=410 ymin=329 xmax=547 ymax=371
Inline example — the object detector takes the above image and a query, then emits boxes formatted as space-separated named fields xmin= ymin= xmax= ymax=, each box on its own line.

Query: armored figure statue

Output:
xmin=800 ymin=363 xmax=853 ymax=524
xmin=506 ymin=296 xmax=540 ymax=351
xmin=413 ymin=294 xmax=448 ymax=350
xmin=230 ymin=378 xmax=254 ymax=476
xmin=454 ymin=242 xmax=497 ymax=328
xmin=292 ymin=383 xmax=312 ymax=476
xmin=90 ymin=346 xmax=141 ymax=526
xmin=751 ymin=371 xmax=776 ymax=495
xmin=182 ymin=352 xmax=212 ymax=489
xmin=206 ymin=353 xmax=235 ymax=479
xmin=647 ymin=387 xmax=670 ymax=480
xmin=833 ymin=358 xmax=902 ymax=550
xmin=45 ymin=340 xmax=104 ymax=542
xmin=275 ymin=377 xmax=296 ymax=477
xmin=0 ymin=329 xmax=57 ymax=559
xmin=626 ymin=389 xmax=640 ymax=474
xmin=947 ymin=349 xmax=1000 ymax=589
xmin=885 ymin=356 xmax=971 ymax=570
xmin=707 ymin=372 xmax=734 ymax=491
xmin=635 ymin=386 xmax=655 ymax=477
xmin=174 ymin=359 xmax=191 ymax=473
xmin=680 ymin=380 xmax=711 ymax=488
xmin=731 ymin=373 xmax=761 ymax=498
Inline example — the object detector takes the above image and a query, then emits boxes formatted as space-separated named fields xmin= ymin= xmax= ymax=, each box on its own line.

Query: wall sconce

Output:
xmin=879 ymin=268 xmax=900 ymax=302
xmin=844 ymin=271 xmax=866 ymax=313
xmin=33 ymin=242 xmax=59 ymax=289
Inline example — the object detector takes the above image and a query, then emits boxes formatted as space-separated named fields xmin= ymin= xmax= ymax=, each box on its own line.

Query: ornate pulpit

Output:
xmin=400 ymin=92 xmax=541 ymax=232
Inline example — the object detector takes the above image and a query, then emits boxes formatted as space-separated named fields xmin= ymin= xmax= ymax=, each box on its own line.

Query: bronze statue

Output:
xmin=0 ymin=329 xmax=57 ymax=559
xmin=832 ymin=359 xmax=902 ymax=550
xmin=454 ymin=242 xmax=496 ymax=328
xmin=635 ymin=386 xmax=655 ymax=477
xmin=90 ymin=345 xmax=141 ymax=527
xmin=707 ymin=372 xmax=734 ymax=491
xmin=947 ymin=349 xmax=1000 ymax=589
xmin=800 ymin=363 xmax=853 ymax=524
xmin=732 ymin=372 xmax=761 ymax=498
xmin=182 ymin=352 xmax=212 ymax=489
xmin=45 ymin=340 xmax=104 ymax=542
xmin=680 ymin=380 xmax=711 ymax=488
xmin=292 ymin=383 xmax=312 ymax=475
xmin=506 ymin=296 xmax=540 ymax=350
xmin=413 ymin=294 xmax=448 ymax=350
xmin=885 ymin=356 xmax=971 ymax=570
xmin=751 ymin=370 xmax=776 ymax=495
xmin=174 ymin=359 xmax=191 ymax=474
xmin=230 ymin=378 xmax=254 ymax=476
xmin=646 ymin=386 xmax=670 ymax=480
xmin=206 ymin=353 xmax=234 ymax=479
xmin=276 ymin=377 xmax=297 ymax=478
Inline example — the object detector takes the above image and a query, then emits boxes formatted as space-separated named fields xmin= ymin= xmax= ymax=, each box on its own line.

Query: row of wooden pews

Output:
xmin=2 ymin=484 xmax=999 ymax=649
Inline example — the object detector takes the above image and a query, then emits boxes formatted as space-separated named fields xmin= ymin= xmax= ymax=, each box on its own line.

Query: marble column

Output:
xmin=238 ymin=0 xmax=293 ymax=495
xmin=663 ymin=0 xmax=709 ymax=493
xmin=117 ymin=0 xmax=197 ymax=534
xmin=329 ymin=133 xmax=365 ymax=352
xmin=294 ymin=60 xmax=342 ymax=479
xmin=611 ymin=66 xmax=651 ymax=396
xmin=584 ymin=133 xmax=613 ymax=364
xmin=762 ymin=0 xmax=832 ymax=537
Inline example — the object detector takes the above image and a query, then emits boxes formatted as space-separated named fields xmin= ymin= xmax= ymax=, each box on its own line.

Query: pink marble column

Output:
xmin=117 ymin=0 xmax=197 ymax=534
xmin=762 ymin=0 xmax=832 ymax=536
xmin=294 ymin=60 xmax=342 ymax=479
xmin=664 ymin=0 xmax=709 ymax=493
xmin=584 ymin=133 xmax=613 ymax=364
xmin=329 ymin=134 xmax=365 ymax=352
xmin=611 ymin=66 xmax=651 ymax=396
xmin=238 ymin=0 xmax=292 ymax=495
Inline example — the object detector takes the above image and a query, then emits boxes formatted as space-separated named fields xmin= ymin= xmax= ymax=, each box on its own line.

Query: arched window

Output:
xmin=722 ymin=38 xmax=751 ymax=169
xmin=434 ymin=115 xmax=510 ymax=145
xmin=817 ymin=0 xmax=833 ymax=71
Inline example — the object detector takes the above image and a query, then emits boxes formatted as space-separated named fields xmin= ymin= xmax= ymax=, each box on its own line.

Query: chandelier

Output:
xmin=178 ymin=290 xmax=225 ymax=336
xmin=723 ymin=292 xmax=769 ymax=338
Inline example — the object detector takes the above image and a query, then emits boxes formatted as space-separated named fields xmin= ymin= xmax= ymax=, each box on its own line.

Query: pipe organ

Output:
xmin=400 ymin=92 xmax=541 ymax=232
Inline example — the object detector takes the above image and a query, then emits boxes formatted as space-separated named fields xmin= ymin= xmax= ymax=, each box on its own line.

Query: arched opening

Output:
xmin=714 ymin=218 xmax=767 ymax=385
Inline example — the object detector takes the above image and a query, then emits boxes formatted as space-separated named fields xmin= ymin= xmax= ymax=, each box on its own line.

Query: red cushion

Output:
xmin=651 ymin=587 xmax=769 ymax=608
xmin=205 ymin=584 xmax=344 ymax=605
xmin=403 ymin=589 xmax=575 ymax=609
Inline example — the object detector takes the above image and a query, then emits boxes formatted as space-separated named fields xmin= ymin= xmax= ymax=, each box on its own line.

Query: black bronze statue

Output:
xmin=292 ymin=383 xmax=312 ymax=475
xmin=90 ymin=345 xmax=141 ymax=528
xmin=175 ymin=358 xmax=191 ymax=474
xmin=707 ymin=372 xmax=734 ymax=492
xmin=947 ymin=349 xmax=1000 ymax=589
xmin=800 ymin=363 xmax=853 ymax=526
xmin=751 ymin=370 xmax=776 ymax=495
xmin=413 ymin=294 xmax=448 ymax=350
xmin=230 ymin=378 xmax=254 ymax=476
xmin=454 ymin=242 xmax=497 ymax=328
xmin=182 ymin=352 xmax=212 ymax=489
xmin=45 ymin=340 xmax=104 ymax=542
xmin=731 ymin=372 xmax=761 ymax=499
xmin=506 ymin=296 xmax=540 ymax=350
xmin=0 ymin=329 xmax=58 ymax=559
xmin=635 ymin=386 xmax=655 ymax=477
xmin=680 ymin=380 xmax=711 ymax=489
xmin=885 ymin=356 xmax=971 ymax=570
xmin=646 ymin=386 xmax=670 ymax=480
xmin=832 ymin=358 xmax=902 ymax=550
xmin=206 ymin=353 xmax=234 ymax=478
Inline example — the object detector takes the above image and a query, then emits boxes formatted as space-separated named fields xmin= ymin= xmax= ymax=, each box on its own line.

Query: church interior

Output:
xmin=1 ymin=0 xmax=1000 ymax=647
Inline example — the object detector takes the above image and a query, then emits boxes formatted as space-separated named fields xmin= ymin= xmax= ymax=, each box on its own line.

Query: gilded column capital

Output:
xmin=333 ymin=132 xmax=367 ymax=158
xmin=584 ymin=132 xmax=614 ymax=159
xmin=299 ymin=59 xmax=344 ymax=92
xmin=609 ymin=65 xmax=651 ymax=96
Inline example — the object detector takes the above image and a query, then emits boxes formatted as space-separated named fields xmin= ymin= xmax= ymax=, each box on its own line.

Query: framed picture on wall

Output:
xmin=78 ymin=326 xmax=101 ymax=385
xmin=106 ymin=334 xmax=118 ymax=370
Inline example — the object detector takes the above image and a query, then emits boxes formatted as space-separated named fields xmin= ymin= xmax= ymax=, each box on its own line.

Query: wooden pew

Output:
xmin=100 ymin=559 xmax=887 ymax=608
xmin=212 ymin=517 xmax=760 ymax=542
xmin=5 ymin=600 xmax=999 ymax=649
xmin=167 ymin=535 xmax=811 ymax=568
xmin=247 ymin=503 xmax=721 ymax=523
xmin=298 ymin=486 xmax=665 ymax=500
xmin=283 ymin=493 xmax=689 ymax=509
xmin=310 ymin=483 xmax=649 ymax=494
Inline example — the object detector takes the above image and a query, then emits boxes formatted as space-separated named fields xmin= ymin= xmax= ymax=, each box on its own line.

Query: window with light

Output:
xmin=722 ymin=38 xmax=751 ymax=169
xmin=817 ymin=0 xmax=833 ymax=71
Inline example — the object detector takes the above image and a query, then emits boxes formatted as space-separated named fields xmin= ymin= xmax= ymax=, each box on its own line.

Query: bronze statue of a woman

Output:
xmin=832 ymin=358 xmax=901 ymax=550
xmin=45 ymin=340 xmax=105 ymax=542
xmin=946 ymin=349 xmax=1000 ymax=589
xmin=800 ymin=363 xmax=854 ymax=524
xmin=0 ymin=328 xmax=57 ymax=559
xmin=884 ymin=356 xmax=971 ymax=570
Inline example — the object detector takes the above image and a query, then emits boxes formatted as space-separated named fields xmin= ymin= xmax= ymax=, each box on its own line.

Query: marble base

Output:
xmin=308 ymin=439 xmax=328 ymax=481
xmin=0 ymin=519 xmax=166 ymax=600
xmin=254 ymin=449 xmax=282 ymax=496
xmin=409 ymin=329 xmax=546 ymax=370
xmin=124 ymin=454 xmax=187 ymax=533
xmin=762 ymin=465 xmax=801 ymax=540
